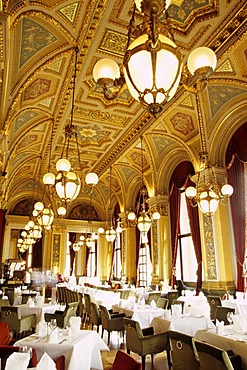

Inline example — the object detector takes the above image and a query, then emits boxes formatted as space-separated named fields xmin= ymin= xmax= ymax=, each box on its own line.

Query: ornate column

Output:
xmin=201 ymin=168 xmax=235 ymax=294
xmin=148 ymin=195 xmax=171 ymax=285
xmin=120 ymin=212 xmax=137 ymax=285
xmin=97 ymin=233 xmax=111 ymax=282
xmin=50 ymin=225 xmax=67 ymax=275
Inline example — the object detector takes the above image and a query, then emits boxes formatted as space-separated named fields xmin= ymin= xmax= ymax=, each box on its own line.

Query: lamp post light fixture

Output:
xmin=185 ymin=153 xmax=233 ymax=216
xmin=93 ymin=0 xmax=217 ymax=116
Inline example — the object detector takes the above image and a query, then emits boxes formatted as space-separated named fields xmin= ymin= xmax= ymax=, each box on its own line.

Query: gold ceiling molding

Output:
xmin=216 ymin=59 xmax=235 ymax=73
xmin=98 ymin=28 xmax=127 ymax=57
xmin=74 ymin=106 xmax=127 ymax=126
xmin=56 ymin=2 xmax=79 ymax=27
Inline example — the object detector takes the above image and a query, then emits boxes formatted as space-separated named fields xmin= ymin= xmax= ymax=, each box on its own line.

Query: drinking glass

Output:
xmin=49 ymin=318 xmax=57 ymax=331
xmin=20 ymin=346 xmax=32 ymax=359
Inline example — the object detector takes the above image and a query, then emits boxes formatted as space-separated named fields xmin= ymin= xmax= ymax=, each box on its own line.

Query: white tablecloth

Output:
xmin=15 ymin=303 xmax=63 ymax=325
xmin=178 ymin=295 xmax=210 ymax=318
xmin=195 ymin=327 xmax=247 ymax=370
xmin=15 ymin=329 xmax=109 ymax=370
xmin=222 ymin=299 xmax=247 ymax=315
xmin=112 ymin=304 xmax=164 ymax=328
xmin=150 ymin=315 xmax=215 ymax=336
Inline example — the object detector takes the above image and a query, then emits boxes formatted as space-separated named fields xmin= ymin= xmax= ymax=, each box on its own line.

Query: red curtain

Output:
xmin=169 ymin=161 xmax=202 ymax=290
xmin=226 ymin=122 xmax=247 ymax=291
xmin=0 ymin=209 xmax=6 ymax=261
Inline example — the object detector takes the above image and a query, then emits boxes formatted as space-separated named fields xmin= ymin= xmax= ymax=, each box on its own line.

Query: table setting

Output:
xmin=14 ymin=317 xmax=109 ymax=370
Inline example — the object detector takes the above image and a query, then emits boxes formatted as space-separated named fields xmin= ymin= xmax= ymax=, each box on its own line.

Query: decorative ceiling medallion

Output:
xmin=168 ymin=0 xmax=211 ymax=23
xmin=99 ymin=29 xmax=127 ymax=57
xmin=23 ymin=78 xmax=51 ymax=101
xmin=130 ymin=152 xmax=147 ymax=167
xmin=57 ymin=2 xmax=79 ymax=26
xmin=216 ymin=59 xmax=234 ymax=73
xmin=20 ymin=18 xmax=57 ymax=67
xmin=17 ymin=134 xmax=38 ymax=149
xmin=170 ymin=113 xmax=194 ymax=136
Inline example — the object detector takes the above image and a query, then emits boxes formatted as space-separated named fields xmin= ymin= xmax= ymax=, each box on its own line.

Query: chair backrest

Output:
xmin=22 ymin=292 xmax=37 ymax=304
xmin=55 ymin=355 xmax=65 ymax=370
xmin=99 ymin=305 xmax=111 ymax=329
xmin=0 ymin=298 xmax=10 ymax=310
xmin=91 ymin=302 xmax=101 ymax=325
xmin=112 ymin=350 xmax=142 ymax=370
xmin=193 ymin=340 xmax=235 ymax=370
xmin=207 ymin=296 xmax=222 ymax=320
xmin=0 ymin=323 xmax=11 ymax=345
xmin=215 ymin=306 xmax=235 ymax=325
xmin=167 ymin=291 xmax=179 ymax=308
xmin=63 ymin=302 xmax=78 ymax=327
xmin=1 ymin=306 xmax=20 ymax=320
xmin=147 ymin=292 xmax=161 ymax=305
xmin=123 ymin=318 xmax=144 ymax=354
xmin=4 ymin=289 xmax=15 ymax=306
xmin=84 ymin=293 xmax=91 ymax=315
xmin=169 ymin=330 xmax=199 ymax=370
xmin=156 ymin=297 xmax=168 ymax=309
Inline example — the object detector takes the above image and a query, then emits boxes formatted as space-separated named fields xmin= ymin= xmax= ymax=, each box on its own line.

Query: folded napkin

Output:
xmin=164 ymin=309 xmax=171 ymax=319
xmin=5 ymin=352 xmax=30 ymax=370
xmin=150 ymin=299 xmax=156 ymax=308
xmin=47 ymin=327 xmax=59 ymax=343
xmin=216 ymin=319 xmax=225 ymax=335
xmin=69 ymin=316 xmax=81 ymax=336
xmin=37 ymin=352 xmax=56 ymax=370
xmin=27 ymin=297 xmax=35 ymax=307
xmin=36 ymin=321 xmax=47 ymax=337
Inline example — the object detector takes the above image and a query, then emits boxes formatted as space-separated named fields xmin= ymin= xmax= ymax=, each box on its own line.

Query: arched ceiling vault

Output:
xmin=0 ymin=0 xmax=246 ymax=218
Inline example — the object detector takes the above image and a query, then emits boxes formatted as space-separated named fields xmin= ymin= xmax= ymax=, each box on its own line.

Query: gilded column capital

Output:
xmin=147 ymin=195 xmax=169 ymax=216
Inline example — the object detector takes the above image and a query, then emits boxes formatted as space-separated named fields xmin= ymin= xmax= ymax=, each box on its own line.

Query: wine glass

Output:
xmin=227 ymin=312 xmax=233 ymax=325
xmin=20 ymin=346 xmax=32 ymax=360
xmin=49 ymin=318 xmax=57 ymax=331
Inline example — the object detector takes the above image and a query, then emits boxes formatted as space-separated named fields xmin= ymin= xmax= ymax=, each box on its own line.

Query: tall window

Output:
xmin=87 ymin=243 xmax=96 ymax=277
xmin=137 ymin=242 xmax=152 ymax=287
xmin=175 ymin=191 xmax=197 ymax=282
xmin=112 ymin=228 xmax=122 ymax=279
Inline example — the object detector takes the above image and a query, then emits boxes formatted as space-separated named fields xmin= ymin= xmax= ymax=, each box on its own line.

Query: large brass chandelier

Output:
xmin=43 ymin=48 xmax=98 ymax=213
xmin=93 ymin=0 xmax=217 ymax=116
xmin=185 ymin=92 xmax=233 ymax=215
xmin=127 ymin=137 xmax=160 ymax=242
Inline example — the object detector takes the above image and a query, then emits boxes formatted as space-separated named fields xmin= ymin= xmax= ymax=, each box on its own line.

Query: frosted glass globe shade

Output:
xmin=93 ymin=58 xmax=120 ymax=81
xmin=56 ymin=158 xmax=71 ymax=172
xmin=152 ymin=211 xmax=160 ymax=220
xmin=187 ymin=47 xmax=217 ymax=75
xmin=85 ymin=172 xmax=98 ymax=186
xmin=57 ymin=206 xmax=67 ymax=216
xmin=128 ymin=212 xmax=136 ymax=221
xmin=221 ymin=184 xmax=233 ymax=196
xmin=43 ymin=172 xmax=55 ymax=186
xmin=185 ymin=186 xmax=197 ymax=199
xmin=98 ymin=227 xmax=105 ymax=234
xmin=34 ymin=202 xmax=44 ymax=211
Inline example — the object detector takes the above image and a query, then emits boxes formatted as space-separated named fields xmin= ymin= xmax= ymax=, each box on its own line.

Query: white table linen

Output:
xmin=112 ymin=304 xmax=164 ymax=328
xmin=15 ymin=329 xmax=109 ymax=370
xmin=178 ymin=295 xmax=210 ymax=318
xmin=15 ymin=303 xmax=63 ymax=325
xmin=222 ymin=299 xmax=247 ymax=315
xmin=195 ymin=327 xmax=247 ymax=370
xmin=150 ymin=315 xmax=215 ymax=336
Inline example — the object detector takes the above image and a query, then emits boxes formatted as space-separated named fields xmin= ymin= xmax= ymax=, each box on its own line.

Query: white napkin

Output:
xmin=5 ymin=352 xmax=30 ymax=370
xmin=69 ymin=316 xmax=81 ymax=336
xmin=216 ymin=319 xmax=225 ymax=335
xmin=150 ymin=299 xmax=156 ymax=308
xmin=37 ymin=352 xmax=56 ymax=370
xmin=27 ymin=297 xmax=35 ymax=307
xmin=36 ymin=321 xmax=47 ymax=337
xmin=47 ymin=327 xmax=59 ymax=343
xmin=164 ymin=309 xmax=171 ymax=319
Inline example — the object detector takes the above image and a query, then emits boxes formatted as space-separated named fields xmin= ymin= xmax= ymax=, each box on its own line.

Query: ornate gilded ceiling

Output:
xmin=0 ymin=0 xmax=246 ymax=220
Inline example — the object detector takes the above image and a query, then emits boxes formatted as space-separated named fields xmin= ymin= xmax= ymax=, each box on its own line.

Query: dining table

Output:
xmin=222 ymin=299 xmax=247 ymax=316
xmin=112 ymin=303 xmax=165 ymax=328
xmin=15 ymin=303 xmax=63 ymax=326
xmin=150 ymin=315 xmax=215 ymax=336
xmin=195 ymin=326 xmax=247 ymax=370
xmin=15 ymin=329 xmax=109 ymax=370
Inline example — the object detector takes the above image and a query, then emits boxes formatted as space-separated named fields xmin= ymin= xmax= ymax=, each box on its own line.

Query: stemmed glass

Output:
xmin=20 ymin=346 xmax=32 ymax=360
xmin=227 ymin=312 xmax=233 ymax=325
xmin=49 ymin=318 xmax=57 ymax=331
